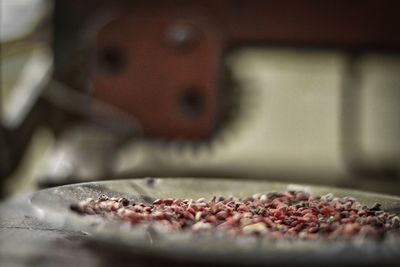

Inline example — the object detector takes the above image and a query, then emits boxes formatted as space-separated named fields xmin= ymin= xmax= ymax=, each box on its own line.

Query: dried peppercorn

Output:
xmin=70 ymin=191 xmax=400 ymax=241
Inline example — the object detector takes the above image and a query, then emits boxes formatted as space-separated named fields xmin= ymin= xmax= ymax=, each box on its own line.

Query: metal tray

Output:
xmin=31 ymin=178 xmax=400 ymax=266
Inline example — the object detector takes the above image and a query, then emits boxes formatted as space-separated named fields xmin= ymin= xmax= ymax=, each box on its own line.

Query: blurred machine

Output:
xmin=2 ymin=0 xmax=400 ymax=196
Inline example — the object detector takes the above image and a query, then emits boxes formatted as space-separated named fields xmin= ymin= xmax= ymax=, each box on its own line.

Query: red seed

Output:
xmin=206 ymin=215 xmax=217 ymax=223
xmin=153 ymin=199 xmax=162 ymax=205
xmin=163 ymin=198 xmax=174 ymax=205
xmin=216 ymin=210 xmax=228 ymax=220
xmin=187 ymin=208 xmax=196 ymax=215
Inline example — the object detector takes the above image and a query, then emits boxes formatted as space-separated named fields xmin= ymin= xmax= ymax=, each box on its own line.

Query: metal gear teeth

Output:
xmin=145 ymin=54 xmax=260 ymax=161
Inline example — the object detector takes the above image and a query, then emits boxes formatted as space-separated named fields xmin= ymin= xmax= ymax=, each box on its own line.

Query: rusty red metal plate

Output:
xmin=92 ymin=8 xmax=223 ymax=140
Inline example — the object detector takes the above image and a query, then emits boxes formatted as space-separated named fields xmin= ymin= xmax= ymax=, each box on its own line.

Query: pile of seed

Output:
xmin=70 ymin=191 xmax=400 ymax=240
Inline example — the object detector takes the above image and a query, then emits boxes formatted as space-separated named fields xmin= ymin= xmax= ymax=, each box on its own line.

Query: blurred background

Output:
xmin=2 ymin=0 xmax=400 ymax=198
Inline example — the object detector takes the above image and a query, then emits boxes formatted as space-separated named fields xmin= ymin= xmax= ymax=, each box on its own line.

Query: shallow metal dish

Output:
xmin=31 ymin=178 xmax=400 ymax=266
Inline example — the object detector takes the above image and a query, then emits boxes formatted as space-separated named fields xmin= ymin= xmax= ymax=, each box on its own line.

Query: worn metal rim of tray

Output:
xmin=31 ymin=177 xmax=400 ymax=266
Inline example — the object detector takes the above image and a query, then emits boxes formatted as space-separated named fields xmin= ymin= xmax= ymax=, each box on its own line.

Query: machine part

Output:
xmin=34 ymin=80 xmax=144 ymax=187
xmin=38 ymin=1 xmax=400 ymax=190
xmin=43 ymin=80 xmax=142 ymax=138
xmin=89 ymin=0 xmax=400 ymax=140
xmin=164 ymin=23 xmax=200 ymax=49
xmin=92 ymin=10 xmax=223 ymax=140
xmin=0 ymin=0 xmax=53 ymax=194
xmin=1 ymin=43 xmax=53 ymax=129
xmin=56 ymin=0 xmax=400 ymax=141
xmin=31 ymin=177 xmax=400 ymax=267
xmin=1 ymin=0 xmax=53 ymax=129
xmin=112 ymin=48 xmax=349 ymax=183
xmin=341 ymin=53 xmax=400 ymax=177
xmin=38 ymin=48 xmax=400 ymax=194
